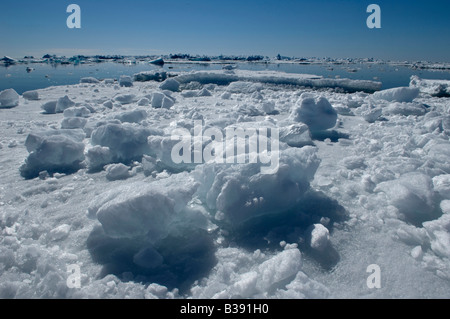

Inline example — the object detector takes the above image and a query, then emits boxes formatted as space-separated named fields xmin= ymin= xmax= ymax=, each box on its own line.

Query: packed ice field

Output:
xmin=0 ymin=68 xmax=449 ymax=298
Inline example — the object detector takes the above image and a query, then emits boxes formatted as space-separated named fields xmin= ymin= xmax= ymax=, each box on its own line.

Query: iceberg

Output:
xmin=149 ymin=57 xmax=164 ymax=65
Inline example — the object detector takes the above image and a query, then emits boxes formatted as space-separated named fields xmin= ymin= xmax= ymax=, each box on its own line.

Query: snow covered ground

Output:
xmin=0 ymin=70 xmax=449 ymax=299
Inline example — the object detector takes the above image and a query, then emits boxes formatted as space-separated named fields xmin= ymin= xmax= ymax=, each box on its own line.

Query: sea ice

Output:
xmin=0 ymin=89 xmax=19 ymax=108
xmin=103 ymin=100 xmax=113 ymax=109
xmin=114 ymin=94 xmax=136 ymax=105
xmin=290 ymin=93 xmax=337 ymax=131
xmin=94 ymin=175 xmax=199 ymax=240
xmin=195 ymin=146 xmax=320 ymax=226
xmin=375 ymin=172 xmax=436 ymax=225
xmin=55 ymin=95 xmax=75 ymax=113
xmin=134 ymin=70 xmax=168 ymax=82
xmin=105 ymin=163 xmax=131 ymax=181
xmin=63 ymin=106 xmax=91 ymax=118
xmin=119 ymin=75 xmax=133 ymax=87
xmin=24 ymin=129 xmax=85 ymax=152
xmin=151 ymin=92 xmax=175 ymax=109
xmin=20 ymin=134 xmax=85 ymax=179
xmin=308 ymin=224 xmax=330 ymax=252
xmin=86 ymin=145 xmax=113 ymax=172
xmin=279 ymin=123 xmax=313 ymax=147
xmin=433 ymin=175 xmax=450 ymax=199
xmin=91 ymin=123 xmax=161 ymax=163
xmin=61 ymin=117 xmax=87 ymax=129
xmin=114 ymin=109 xmax=147 ymax=123
xmin=48 ymin=224 xmax=71 ymax=241
xmin=372 ymin=87 xmax=420 ymax=103
xmin=256 ymin=247 xmax=302 ymax=292
xmin=41 ymin=101 xmax=57 ymax=114
xmin=22 ymin=90 xmax=40 ymax=101
xmin=80 ymin=77 xmax=100 ymax=84
xmin=159 ymin=78 xmax=180 ymax=92
xmin=410 ymin=76 xmax=450 ymax=97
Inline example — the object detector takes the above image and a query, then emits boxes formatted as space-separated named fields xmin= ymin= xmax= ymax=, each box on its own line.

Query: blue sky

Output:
xmin=1 ymin=0 xmax=450 ymax=61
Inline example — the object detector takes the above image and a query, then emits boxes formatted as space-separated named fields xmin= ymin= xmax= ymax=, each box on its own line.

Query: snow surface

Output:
xmin=0 ymin=70 xmax=449 ymax=299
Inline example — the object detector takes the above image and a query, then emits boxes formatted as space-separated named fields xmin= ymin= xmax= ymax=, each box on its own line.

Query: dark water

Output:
xmin=1 ymin=61 xmax=450 ymax=95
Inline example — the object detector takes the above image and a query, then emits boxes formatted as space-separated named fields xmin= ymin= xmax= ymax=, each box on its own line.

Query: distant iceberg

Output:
xmin=149 ymin=57 xmax=164 ymax=65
